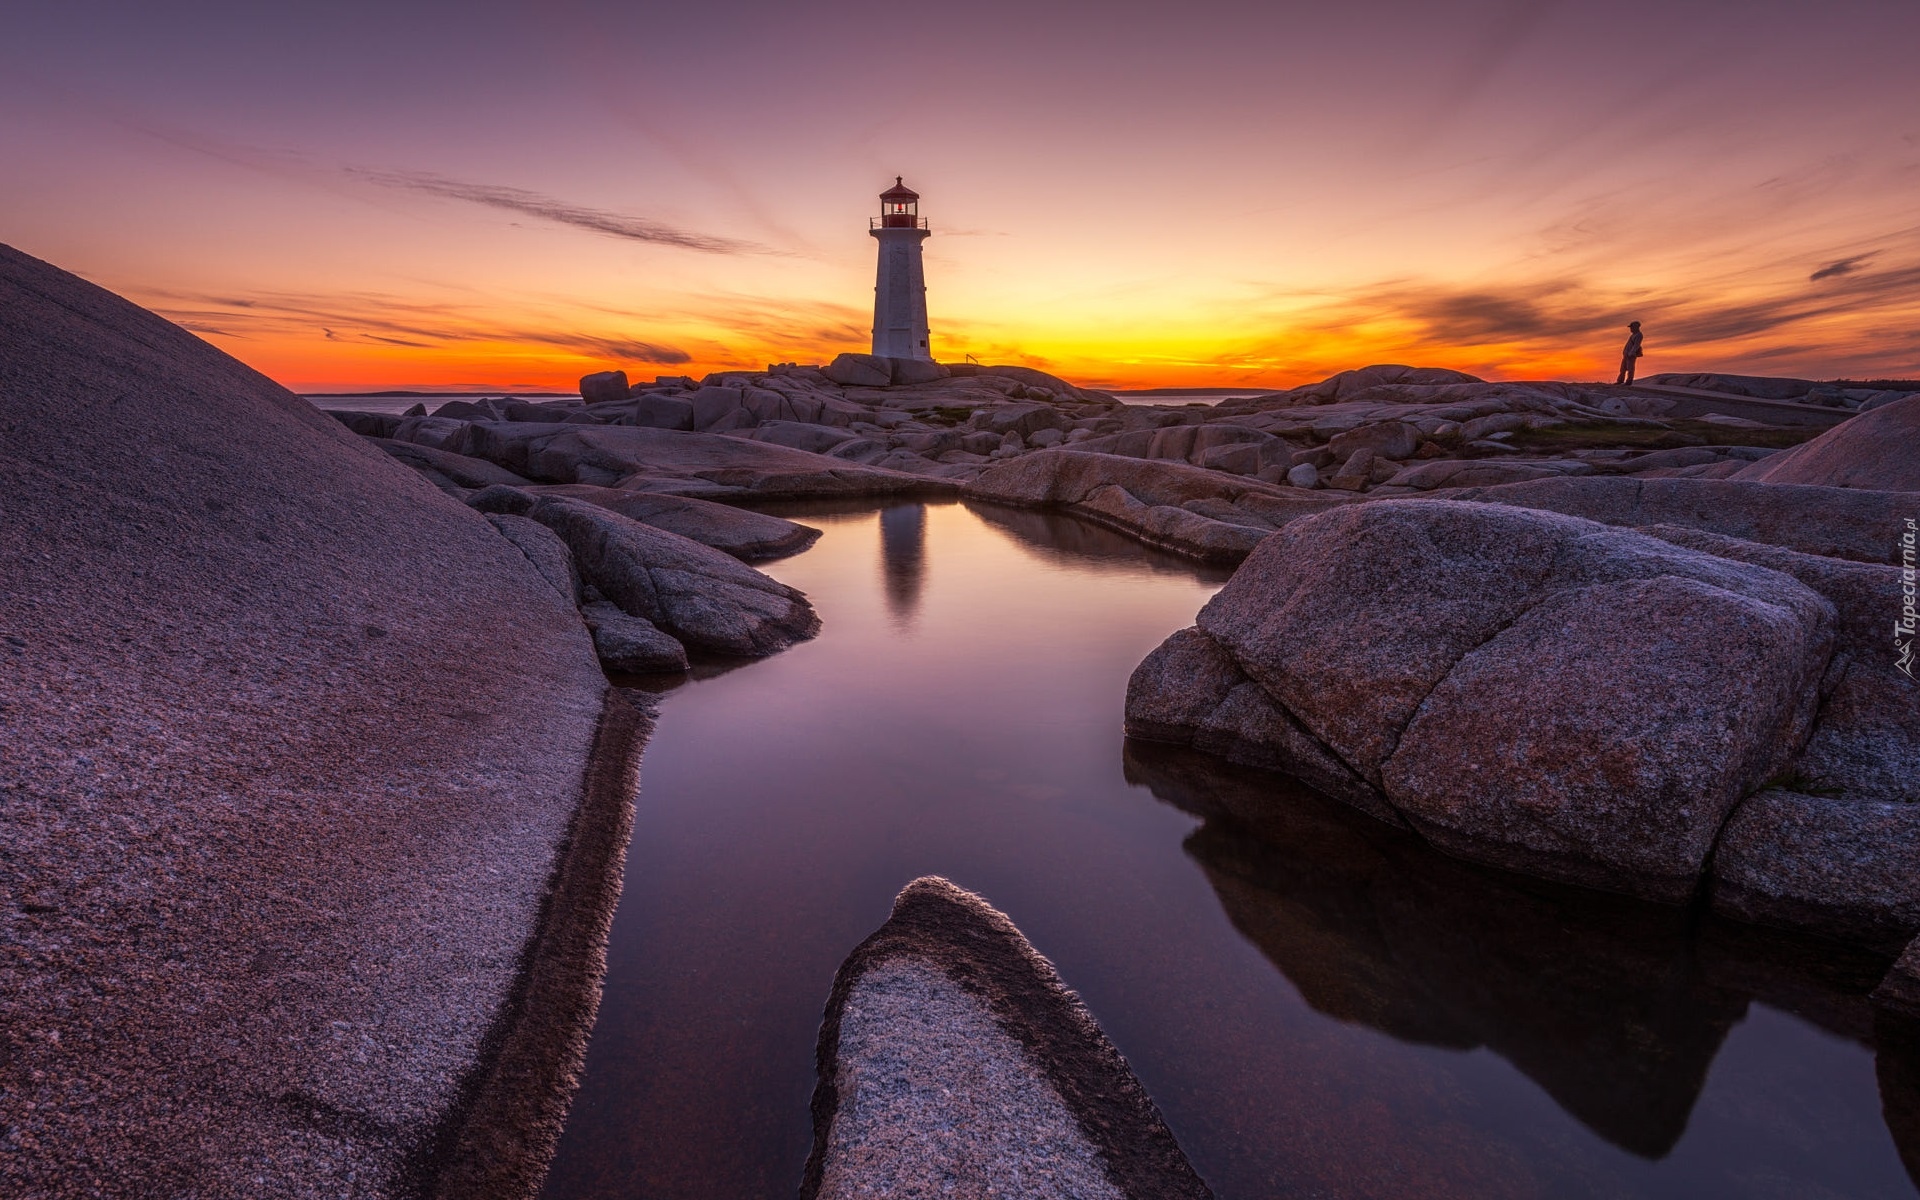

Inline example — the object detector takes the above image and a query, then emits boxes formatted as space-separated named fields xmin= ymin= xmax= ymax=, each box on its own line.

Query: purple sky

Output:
xmin=4 ymin=0 xmax=1915 ymax=387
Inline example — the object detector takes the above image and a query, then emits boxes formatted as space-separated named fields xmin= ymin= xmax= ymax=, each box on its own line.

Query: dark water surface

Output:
xmin=540 ymin=500 xmax=1920 ymax=1200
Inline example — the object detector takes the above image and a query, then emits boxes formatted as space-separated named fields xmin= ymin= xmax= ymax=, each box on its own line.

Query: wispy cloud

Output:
xmin=152 ymin=288 xmax=694 ymax=364
xmin=345 ymin=168 xmax=767 ymax=255
xmin=115 ymin=116 xmax=772 ymax=258
xmin=1810 ymin=252 xmax=1877 ymax=281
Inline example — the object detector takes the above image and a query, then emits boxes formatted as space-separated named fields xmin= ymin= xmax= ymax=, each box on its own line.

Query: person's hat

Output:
xmin=1629 ymin=320 xmax=1641 ymax=328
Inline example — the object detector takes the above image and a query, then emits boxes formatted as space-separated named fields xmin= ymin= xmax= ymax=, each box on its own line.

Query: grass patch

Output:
xmin=918 ymin=406 xmax=976 ymax=427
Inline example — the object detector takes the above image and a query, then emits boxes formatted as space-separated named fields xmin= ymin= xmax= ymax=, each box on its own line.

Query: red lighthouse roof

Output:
xmin=879 ymin=176 xmax=919 ymax=202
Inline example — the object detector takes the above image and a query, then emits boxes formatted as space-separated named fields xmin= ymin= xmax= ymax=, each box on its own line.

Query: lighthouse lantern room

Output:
xmin=870 ymin=176 xmax=933 ymax=360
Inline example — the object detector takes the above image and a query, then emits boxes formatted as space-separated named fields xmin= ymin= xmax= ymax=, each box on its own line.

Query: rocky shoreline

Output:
xmin=7 ymin=236 xmax=1917 ymax=1198
xmin=323 ymin=349 xmax=1920 ymax=1193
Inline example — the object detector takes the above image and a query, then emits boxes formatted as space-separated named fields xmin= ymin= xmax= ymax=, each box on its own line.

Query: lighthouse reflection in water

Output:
xmin=878 ymin=503 xmax=926 ymax=627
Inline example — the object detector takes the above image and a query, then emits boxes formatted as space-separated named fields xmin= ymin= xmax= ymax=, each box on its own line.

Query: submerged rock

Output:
xmin=804 ymin=877 xmax=1211 ymax=1200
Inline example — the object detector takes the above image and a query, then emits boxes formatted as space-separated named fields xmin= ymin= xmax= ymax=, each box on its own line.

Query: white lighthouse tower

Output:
xmin=870 ymin=177 xmax=933 ymax=361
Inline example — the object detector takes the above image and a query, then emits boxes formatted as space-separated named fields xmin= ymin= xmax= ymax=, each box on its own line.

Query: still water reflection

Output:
xmin=540 ymin=500 xmax=1920 ymax=1200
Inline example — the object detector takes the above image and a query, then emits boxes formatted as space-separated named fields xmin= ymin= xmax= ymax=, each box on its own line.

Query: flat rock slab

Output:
xmin=520 ymin=483 xmax=820 ymax=560
xmin=426 ymin=421 xmax=957 ymax=500
xmin=969 ymin=449 xmax=1358 ymax=563
xmin=1443 ymin=475 xmax=1912 ymax=564
xmin=0 ymin=243 xmax=616 ymax=1196
xmin=371 ymin=436 xmax=534 ymax=491
xmin=805 ymin=878 xmax=1211 ymax=1200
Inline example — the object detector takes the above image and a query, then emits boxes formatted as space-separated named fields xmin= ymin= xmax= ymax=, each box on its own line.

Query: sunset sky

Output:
xmin=4 ymin=0 xmax=1916 ymax=392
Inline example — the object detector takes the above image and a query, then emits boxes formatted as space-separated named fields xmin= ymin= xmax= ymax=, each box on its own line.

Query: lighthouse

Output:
xmin=870 ymin=177 xmax=933 ymax=361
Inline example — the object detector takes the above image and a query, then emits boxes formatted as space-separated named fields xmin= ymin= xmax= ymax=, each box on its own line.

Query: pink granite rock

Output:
xmin=804 ymin=878 xmax=1211 ymax=1200
xmin=1732 ymin=395 xmax=1920 ymax=491
xmin=1133 ymin=500 xmax=1837 ymax=903
xmin=0 ymin=242 xmax=625 ymax=1197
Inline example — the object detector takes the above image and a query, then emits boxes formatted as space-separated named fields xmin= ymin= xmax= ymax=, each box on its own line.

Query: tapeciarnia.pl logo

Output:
xmin=1898 ymin=517 xmax=1917 ymax=679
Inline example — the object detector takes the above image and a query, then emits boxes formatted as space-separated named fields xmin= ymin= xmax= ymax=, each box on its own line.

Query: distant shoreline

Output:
xmin=303 ymin=390 xmax=575 ymax=398
xmin=1105 ymin=387 xmax=1283 ymax=397
xmin=303 ymin=386 xmax=1289 ymax=400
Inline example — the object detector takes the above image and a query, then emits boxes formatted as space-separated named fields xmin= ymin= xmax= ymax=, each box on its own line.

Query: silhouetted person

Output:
xmin=1616 ymin=321 xmax=1644 ymax=385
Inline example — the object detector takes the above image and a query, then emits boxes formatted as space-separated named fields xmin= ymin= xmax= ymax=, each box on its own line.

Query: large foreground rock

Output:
xmin=471 ymin=487 xmax=819 ymax=656
xmin=1128 ymin=500 xmax=1838 ymax=902
xmin=1732 ymin=394 xmax=1920 ymax=491
xmin=0 ymin=243 xmax=624 ymax=1197
xmin=803 ymin=878 xmax=1211 ymax=1200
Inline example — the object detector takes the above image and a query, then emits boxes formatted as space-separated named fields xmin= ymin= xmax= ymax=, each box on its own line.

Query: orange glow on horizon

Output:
xmin=160 ymin=301 xmax=1899 ymax=397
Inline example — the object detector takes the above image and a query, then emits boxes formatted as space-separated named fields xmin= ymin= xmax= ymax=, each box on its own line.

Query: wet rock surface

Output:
xmin=0 ymin=242 xmax=622 ymax=1198
xmin=805 ymin=877 xmax=1212 ymax=1200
